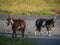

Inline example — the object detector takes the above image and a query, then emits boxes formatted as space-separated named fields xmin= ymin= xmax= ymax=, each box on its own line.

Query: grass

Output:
xmin=0 ymin=35 xmax=36 ymax=45
xmin=0 ymin=0 xmax=60 ymax=15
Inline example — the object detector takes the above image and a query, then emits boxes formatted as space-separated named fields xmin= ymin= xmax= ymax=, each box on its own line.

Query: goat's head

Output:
xmin=6 ymin=16 xmax=14 ymax=26
xmin=50 ymin=16 xmax=57 ymax=27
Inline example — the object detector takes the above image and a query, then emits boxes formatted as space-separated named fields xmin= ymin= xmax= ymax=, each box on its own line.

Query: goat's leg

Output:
xmin=21 ymin=31 xmax=24 ymax=37
xmin=48 ymin=31 xmax=51 ymax=37
xmin=35 ymin=31 xmax=37 ymax=36
xmin=12 ymin=32 xmax=14 ymax=38
xmin=15 ymin=31 xmax=17 ymax=38
xmin=35 ymin=27 xmax=41 ymax=36
xmin=34 ymin=29 xmax=37 ymax=36
xmin=12 ymin=30 xmax=17 ymax=38
xmin=46 ymin=26 xmax=51 ymax=37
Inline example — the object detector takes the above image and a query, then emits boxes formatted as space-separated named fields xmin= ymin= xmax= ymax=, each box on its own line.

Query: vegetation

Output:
xmin=0 ymin=0 xmax=60 ymax=15
xmin=0 ymin=35 xmax=36 ymax=45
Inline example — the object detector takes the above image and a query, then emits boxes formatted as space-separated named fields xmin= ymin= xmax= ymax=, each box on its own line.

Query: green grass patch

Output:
xmin=29 ymin=10 xmax=51 ymax=15
xmin=0 ymin=35 xmax=36 ymax=45
xmin=0 ymin=0 xmax=60 ymax=15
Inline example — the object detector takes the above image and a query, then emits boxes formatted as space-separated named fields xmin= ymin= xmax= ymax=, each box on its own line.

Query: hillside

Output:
xmin=0 ymin=0 xmax=60 ymax=15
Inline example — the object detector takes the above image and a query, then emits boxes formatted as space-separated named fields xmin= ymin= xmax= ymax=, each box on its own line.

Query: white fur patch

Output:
xmin=17 ymin=26 xmax=21 ymax=29
xmin=42 ymin=21 xmax=46 ymax=26
xmin=10 ymin=19 xmax=14 ymax=24
xmin=35 ymin=31 xmax=37 ymax=35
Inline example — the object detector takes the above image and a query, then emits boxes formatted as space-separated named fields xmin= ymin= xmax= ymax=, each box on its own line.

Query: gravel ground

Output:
xmin=0 ymin=15 xmax=60 ymax=38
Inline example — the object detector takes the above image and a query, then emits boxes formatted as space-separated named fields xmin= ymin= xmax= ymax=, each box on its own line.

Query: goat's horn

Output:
xmin=53 ymin=16 xmax=57 ymax=21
